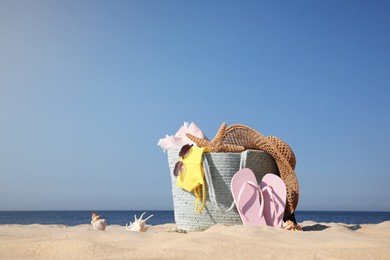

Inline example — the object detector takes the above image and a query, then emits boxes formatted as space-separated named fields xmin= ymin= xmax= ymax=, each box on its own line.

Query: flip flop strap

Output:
xmin=262 ymin=186 xmax=278 ymax=226
xmin=237 ymin=180 xmax=264 ymax=222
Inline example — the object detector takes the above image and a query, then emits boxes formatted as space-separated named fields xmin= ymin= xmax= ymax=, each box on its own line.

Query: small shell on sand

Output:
xmin=126 ymin=212 xmax=153 ymax=232
xmin=282 ymin=220 xmax=303 ymax=231
xmin=91 ymin=211 xmax=107 ymax=231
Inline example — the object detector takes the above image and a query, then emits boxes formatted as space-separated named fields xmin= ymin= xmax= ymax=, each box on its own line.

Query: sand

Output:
xmin=0 ymin=221 xmax=389 ymax=259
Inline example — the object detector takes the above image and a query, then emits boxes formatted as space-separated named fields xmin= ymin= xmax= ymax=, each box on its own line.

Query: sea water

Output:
xmin=0 ymin=211 xmax=389 ymax=226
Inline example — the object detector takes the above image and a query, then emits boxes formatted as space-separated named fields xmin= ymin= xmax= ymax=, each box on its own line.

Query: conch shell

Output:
xmin=125 ymin=212 xmax=153 ymax=232
xmin=157 ymin=122 xmax=208 ymax=151
xmin=91 ymin=211 xmax=107 ymax=231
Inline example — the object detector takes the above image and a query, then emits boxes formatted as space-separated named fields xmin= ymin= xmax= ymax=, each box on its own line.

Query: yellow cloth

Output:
xmin=176 ymin=146 xmax=206 ymax=213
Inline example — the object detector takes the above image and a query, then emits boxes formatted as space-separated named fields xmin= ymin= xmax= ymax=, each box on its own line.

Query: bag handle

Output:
xmin=203 ymin=150 xmax=249 ymax=213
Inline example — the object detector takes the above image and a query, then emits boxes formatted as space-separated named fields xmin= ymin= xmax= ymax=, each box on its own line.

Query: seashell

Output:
xmin=157 ymin=122 xmax=209 ymax=152
xmin=125 ymin=212 xmax=153 ymax=232
xmin=282 ymin=220 xmax=303 ymax=231
xmin=91 ymin=211 xmax=107 ymax=231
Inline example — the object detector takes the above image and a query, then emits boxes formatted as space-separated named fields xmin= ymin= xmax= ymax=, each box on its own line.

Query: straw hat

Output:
xmin=222 ymin=124 xmax=299 ymax=218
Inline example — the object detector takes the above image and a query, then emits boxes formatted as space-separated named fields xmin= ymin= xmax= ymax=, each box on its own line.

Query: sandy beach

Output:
xmin=0 ymin=221 xmax=389 ymax=259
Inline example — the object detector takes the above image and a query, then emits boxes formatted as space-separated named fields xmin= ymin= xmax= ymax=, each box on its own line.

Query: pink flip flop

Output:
xmin=231 ymin=168 xmax=267 ymax=226
xmin=260 ymin=173 xmax=287 ymax=227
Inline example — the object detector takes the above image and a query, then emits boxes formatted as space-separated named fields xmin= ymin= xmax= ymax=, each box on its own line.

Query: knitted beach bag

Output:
xmin=167 ymin=149 xmax=279 ymax=231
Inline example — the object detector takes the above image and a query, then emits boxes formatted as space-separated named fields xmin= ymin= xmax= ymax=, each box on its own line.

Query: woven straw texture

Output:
xmin=222 ymin=124 xmax=299 ymax=218
xmin=167 ymin=148 xmax=279 ymax=231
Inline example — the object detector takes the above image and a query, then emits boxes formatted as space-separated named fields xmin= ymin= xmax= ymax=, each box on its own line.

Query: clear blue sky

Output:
xmin=1 ymin=0 xmax=389 ymax=211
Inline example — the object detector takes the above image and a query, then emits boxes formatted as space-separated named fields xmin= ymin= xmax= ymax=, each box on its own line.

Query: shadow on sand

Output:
xmin=302 ymin=224 xmax=362 ymax=232
xmin=302 ymin=224 xmax=330 ymax=231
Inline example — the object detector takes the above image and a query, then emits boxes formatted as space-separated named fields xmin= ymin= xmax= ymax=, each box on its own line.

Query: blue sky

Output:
xmin=1 ymin=0 xmax=389 ymax=212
